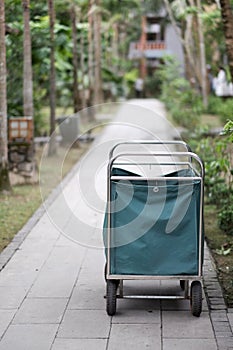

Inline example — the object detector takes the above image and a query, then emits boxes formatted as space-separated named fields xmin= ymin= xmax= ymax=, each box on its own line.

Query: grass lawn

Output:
xmin=0 ymin=185 xmax=41 ymax=252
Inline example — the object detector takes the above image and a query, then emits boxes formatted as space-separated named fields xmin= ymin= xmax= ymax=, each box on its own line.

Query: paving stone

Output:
xmin=210 ymin=305 xmax=227 ymax=311
xmin=108 ymin=324 xmax=161 ymax=350
xmin=228 ymin=313 xmax=233 ymax=332
xmin=161 ymin=299 xmax=191 ymax=311
xmin=207 ymin=290 xmax=225 ymax=298
xmin=162 ymin=311 xmax=215 ymax=338
xmin=214 ymin=321 xmax=232 ymax=327
xmin=211 ymin=311 xmax=228 ymax=316
xmin=51 ymin=338 xmax=107 ymax=350
xmin=216 ymin=337 xmax=233 ymax=349
xmin=116 ymin=297 xmax=160 ymax=311
xmin=112 ymin=308 xmax=160 ymax=324
xmin=0 ymin=285 xmax=28 ymax=309
xmin=58 ymin=310 xmax=110 ymax=338
xmin=213 ymin=325 xmax=232 ymax=332
xmin=68 ymin=283 xmax=105 ymax=310
xmin=163 ymin=338 xmax=218 ymax=350
xmin=12 ymin=298 xmax=68 ymax=324
xmin=0 ymin=309 xmax=17 ymax=337
xmin=209 ymin=299 xmax=226 ymax=306
xmin=0 ymin=267 xmax=39 ymax=289
xmin=0 ymin=324 xmax=58 ymax=350
xmin=28 ymin=246 xmax=85 ymax=298
xmin=215 ymin=331 xmax=233 ymax=337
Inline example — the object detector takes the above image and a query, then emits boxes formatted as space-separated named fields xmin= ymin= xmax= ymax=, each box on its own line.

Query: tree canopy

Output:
xmin=2 ymin=0 xmax=233 ymax=135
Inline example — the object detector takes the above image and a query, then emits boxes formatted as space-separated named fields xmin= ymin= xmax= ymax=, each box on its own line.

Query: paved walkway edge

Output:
xmin=203 ymin=244 xmax=233 ymax=349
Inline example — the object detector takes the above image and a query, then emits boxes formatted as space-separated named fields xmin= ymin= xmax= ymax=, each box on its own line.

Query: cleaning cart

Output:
xmin=104 ymin=141 xmax=204 ymax=317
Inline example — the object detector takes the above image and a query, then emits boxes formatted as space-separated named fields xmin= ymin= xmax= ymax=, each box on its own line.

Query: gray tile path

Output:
xmin=0 ymin=99 xmax=232 ymax=349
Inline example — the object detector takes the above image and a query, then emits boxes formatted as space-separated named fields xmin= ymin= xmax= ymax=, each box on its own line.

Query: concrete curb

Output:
xmin=203 ymin=244 xmax=233 ymax=349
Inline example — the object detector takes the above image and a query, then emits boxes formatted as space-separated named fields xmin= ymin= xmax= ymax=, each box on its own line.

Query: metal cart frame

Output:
xmin=105 ymin=141 xmax=205 ymax=317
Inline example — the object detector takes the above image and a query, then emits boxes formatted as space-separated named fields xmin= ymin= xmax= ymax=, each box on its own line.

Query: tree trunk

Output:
xmin=70 ymin=3 xmax=80 ymax=114
xmin=112 ymin=23 xmax=119 ymax=74
xmin=48 ymin=0 xmax=56 ymax=155
xmin=0 ymin=0 xmax=11 ymax=191
xmin=196 ymin=0 xmax=208 ymax=107
xmin=87 ymin=0 xmax=95 ymax=121
xmin=219 ymin=0 xmax=233 ymax=81
xmin=88 ymin=0 xmax=94 ymax=109
xmin=164 ymin=0 xmax=208 ymax=104
xmin=93 ymin=0 xmax=103 ymax=106
xmin=22 ymin=0 xmax=33 ymax=117
xmin=80 ymin=30 xmax=87 ymax=110
xmin=164 ymin=0 xmax=200 ymax=83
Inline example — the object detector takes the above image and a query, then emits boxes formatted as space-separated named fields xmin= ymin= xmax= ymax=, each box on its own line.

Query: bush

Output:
xmin=218 ymin=201 xmax=233 ymax=235
xmin=218 ymin=99 xmax=233 ymax=124
xmin=144 ymin=74 xmax=162 ymax=97
xmin=189 ymin=121 xmax=233 ymax=235
xmin=206 ymin=95 xmax=233 ymax=124
xmin=154 ymin=56 xmax=202 ymax=129
xmin=206 ymin=95 xmax=221 ymax=115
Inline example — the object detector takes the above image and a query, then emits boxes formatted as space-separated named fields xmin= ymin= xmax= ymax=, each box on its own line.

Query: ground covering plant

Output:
xmin=187 ymin=120 xmax=233 ymax=306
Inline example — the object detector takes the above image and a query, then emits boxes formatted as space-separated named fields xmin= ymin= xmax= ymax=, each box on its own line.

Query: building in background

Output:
xmin=128 ymin=8 xmax=184 ymax=78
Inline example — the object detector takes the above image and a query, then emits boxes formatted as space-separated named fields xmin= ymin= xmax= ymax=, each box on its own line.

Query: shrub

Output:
xmin=144 ymin=74 xmax=162 ymax=97
xmin=154 ymin=56 xmax=202 ymax=129
xmin=217 ymin=99 xmax=233 ymax=124
xmin=206 ymin=96 xmax=233 ymax=124
xmin=188 ymin=121 xmax=233 ymax=236
xmin=218 ymin=201 xmax=233 ymax=236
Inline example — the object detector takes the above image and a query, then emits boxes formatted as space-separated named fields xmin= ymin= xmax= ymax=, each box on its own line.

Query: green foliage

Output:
xmin=218 ymin=204 xmax=233 ymax=236
xmin=202 ymin=6 xmax=225 ymax=64
xmin=215 ymin=244 xmax=231 ymax=256
xmin=206 ymin=96 xmax=233 ymax=125
xmin=222 ymin=120 xmax=233 ymax=142
xmin=189 ymin=120 xmax=233 ymax=236
xmin=5 ymin=0 xmax=141 ymax=135
xmin=144 ymin=74 xmax=162 ymax=98
xmin=155 ymin=56 xmax=202 ymax=129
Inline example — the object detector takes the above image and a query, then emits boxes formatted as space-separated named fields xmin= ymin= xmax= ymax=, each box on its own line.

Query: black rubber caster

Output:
xmin=190 ymin=280 xmax=202 ymax=317
xmin=106 ymin=280 xmax=118 ymax=316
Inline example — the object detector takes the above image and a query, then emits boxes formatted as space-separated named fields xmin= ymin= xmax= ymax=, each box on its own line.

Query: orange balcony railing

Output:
xmin=133 ymin=41 xmax=166 ymax=51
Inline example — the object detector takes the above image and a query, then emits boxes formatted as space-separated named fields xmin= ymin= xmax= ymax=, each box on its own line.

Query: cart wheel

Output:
xmin=106 ymin=280 xmax=118 ymax=316
xmin=190 ymin=281 xmax=202 ymax=317
xmin=104 ymin=262 xmax=107 ymax=282
xmin=180 ymin=280 xmax=185 ymax=290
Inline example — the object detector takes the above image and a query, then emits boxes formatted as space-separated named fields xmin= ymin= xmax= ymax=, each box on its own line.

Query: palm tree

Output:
xmin=164 ymin=0 xmax=208 ymax=106
xmin=48 ymin=0 xmax=57 ymax=155
xmin=22 ymin=0 xmax=33 ymax=117
xmin=219 ymin=0 xmax=233 ymax=81
xmin=70 ymin=2 xmax=80 ymax=113
xmin=93 ymin=0 xmax=103 ymax=105
xmin=88 ymin=0 xmax=94 ymax=109
xmin=0 ymin=0 xmax=11 ymax=191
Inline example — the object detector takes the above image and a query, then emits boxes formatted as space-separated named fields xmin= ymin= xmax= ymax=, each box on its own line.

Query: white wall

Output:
xmin=165 ymin=24 xmax=184 ymax=73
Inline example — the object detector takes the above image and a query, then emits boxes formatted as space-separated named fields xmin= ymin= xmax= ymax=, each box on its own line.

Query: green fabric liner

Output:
xmin=103 ymin=168 xmax=203 ymax=276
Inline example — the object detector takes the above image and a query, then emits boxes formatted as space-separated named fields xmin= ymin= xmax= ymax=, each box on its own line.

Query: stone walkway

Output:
xmin=0 ymin=99 xmax=232 ymax=349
